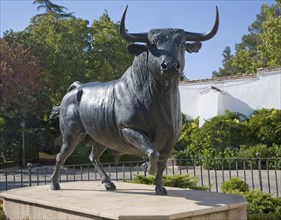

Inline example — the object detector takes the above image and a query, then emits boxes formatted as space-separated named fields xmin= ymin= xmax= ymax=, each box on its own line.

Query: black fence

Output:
xmin=0 ymin=158 xmax=280 ymax=197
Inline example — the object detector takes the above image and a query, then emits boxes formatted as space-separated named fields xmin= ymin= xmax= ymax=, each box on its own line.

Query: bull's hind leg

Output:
xmin=155 ymin=159 xmax=168 ymax=195
xmin=89 ymin=141 xmax=116 ymax=191
xmin=50 ymin=132 xmax=83 ymax=190
xmin=122 ymin=128 xmax=159 ymax=175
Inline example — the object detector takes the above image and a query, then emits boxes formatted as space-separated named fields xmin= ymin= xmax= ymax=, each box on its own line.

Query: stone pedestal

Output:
xmin=2 ymin=181 xmax=248 ymax=220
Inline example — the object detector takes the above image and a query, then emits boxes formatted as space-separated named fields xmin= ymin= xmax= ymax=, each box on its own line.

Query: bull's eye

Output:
xmin=150 ymin=40 xmax=157 ymax=49
xmin=181 ymin=43 xmax=186 ymax=49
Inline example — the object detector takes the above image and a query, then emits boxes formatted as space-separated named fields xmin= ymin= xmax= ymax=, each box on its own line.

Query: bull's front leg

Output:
xmin=122 ymin=128 xmax=159 ymax=175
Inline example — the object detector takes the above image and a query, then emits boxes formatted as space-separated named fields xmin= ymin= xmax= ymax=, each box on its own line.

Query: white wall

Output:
xmin=179 ymin=67 xmax=281 ymax=126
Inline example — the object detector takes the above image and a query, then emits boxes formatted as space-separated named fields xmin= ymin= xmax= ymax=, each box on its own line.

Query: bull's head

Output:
xmin=120 ymin=5 xmax=219 ymax=81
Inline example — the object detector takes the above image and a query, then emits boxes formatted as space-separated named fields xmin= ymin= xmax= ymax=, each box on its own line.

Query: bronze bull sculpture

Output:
xmin=50 ymin=5 xmax=219 ymax=195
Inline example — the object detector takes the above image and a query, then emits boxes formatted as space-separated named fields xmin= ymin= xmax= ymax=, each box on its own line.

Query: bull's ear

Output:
xmin=127 ymin=44 xmax=147 ymax=56
xmin=186 ymin=42 xmax=202 ymax=53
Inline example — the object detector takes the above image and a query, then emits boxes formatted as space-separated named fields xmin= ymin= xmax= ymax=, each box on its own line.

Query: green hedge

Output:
xmin=221 ymin=177 xmax=250 ymax=193
xmin=0 ymin=203 xmax=4 ymax=220
xmin=174 ymin=109 xmax=281 ymax=169
xmin=221 ymin=177 xmax=281 ymax=220
xmin=129 ymin=174 xmax=209 ymax=191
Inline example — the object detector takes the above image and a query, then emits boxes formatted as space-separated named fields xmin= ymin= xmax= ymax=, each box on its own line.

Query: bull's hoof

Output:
xmin=105 ymin=181 xmax=116 ymax=191
xmin=155 ymin=185 xmax=167 ymax=195
xmin=50 ymin=182 xmax=60 ymax=190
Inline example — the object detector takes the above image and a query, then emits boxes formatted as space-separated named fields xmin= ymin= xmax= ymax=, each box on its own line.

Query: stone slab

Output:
xmin=2 ymin=181 xmax=248 ymax=220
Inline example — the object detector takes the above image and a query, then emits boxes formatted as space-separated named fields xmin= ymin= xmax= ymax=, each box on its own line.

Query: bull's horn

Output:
xmin=120 ymin=5 xmax=148 ymax=43
xmin=185 ymin=6 xmax=219 ymax=41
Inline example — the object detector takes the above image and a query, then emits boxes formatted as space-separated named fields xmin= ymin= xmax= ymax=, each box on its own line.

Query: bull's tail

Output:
xmin=49 ymin=81 xmax=82 ymax=119
xmin=67 ymin=81 xmax=82 ymax=92
xmin=49 ymin=106 xmax=60 ymax=119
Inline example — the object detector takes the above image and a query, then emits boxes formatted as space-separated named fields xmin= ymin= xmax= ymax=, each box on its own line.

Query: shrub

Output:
xmin=173 ymin=109 xmax=281 ymax=165
xmin=66 ymin=144 xmax=143 ymax=165
xmin=221 ymin=177 xmax=249 ymax=193
xmin=221 ymin=178 xmax=281 ymax=220
xmin=248 ymin=109 xmax=281 ymax=146
xmin=173 ymin=149 xmax=194 ymax=166
xmin=0 ymin=202 xmax=5 ymax=220
xmin=66 ymin=143 xmax=91 ymax=165
xmin=237 ymin=144 xmax=281 ymax=169
xmin=188 ymin=111 xmax=249 ymax=159
xmin=130 ymin=174 xmax=209 ymax=190
xmin=244 ymin=190 xmax=281 ymax=219
xmin=174 ymin=116 xmax=199 ymax=153
xmin=238 ymin=144 xmax=268 ymax=159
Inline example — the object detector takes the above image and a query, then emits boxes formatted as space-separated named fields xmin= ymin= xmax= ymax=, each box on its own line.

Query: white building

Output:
xmin=179 ymin=67 xmax=281 ymax=126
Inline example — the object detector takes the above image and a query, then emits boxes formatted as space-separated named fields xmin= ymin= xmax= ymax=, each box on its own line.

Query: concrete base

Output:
xmin=2 ymin=181 xmax=248 ymax=220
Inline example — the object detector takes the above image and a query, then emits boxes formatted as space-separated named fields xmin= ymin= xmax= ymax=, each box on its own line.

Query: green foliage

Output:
xmin=1 ymin=3 xmax=133 ymax=163
xmin=130 ymin=174 xmax=209 ymax=190
xmin=221 ymin=178 xmax=281 ymax=220
xmin=5 ymin=9 xmax=133 ymax=106
xmin=0 ymin=37 xmax=50 ymax=163
xmin=174 ymin=115 xmax=199 ymax=152
xmin=188 ymin=111 xmax=248 ymax=159
xmin=212 ymin=47 xmax=243 ymax=77
xmin=221 ymin=177 xmax=281 ymax=220
xmin=174 ymin=109 xmax=281 ymax=169
xmin=173 ymin=115 xmax=199 ymax=165
xmin=0 ymin=203 xmax=5 ymax=220
xmin=258 ymin=3 xmax=281 ymax=67
xmin=33 ymin=0 xmax=74 ymax=18
xmin=245 ymin=191 xmax=281 ymax=219
xmin=248 ymin=109 xmax=281 ymax=146
xmin=213 ymin=3 xmax=281 ymax=76
xmin=26 ymin=13 xmax=91 ymax=105
xmin=66 ymin=144 xmax=142 ymax=165
xmin=66 ymin=143 xmax=91 ymax=165
xmin=162 ymin=175 xmax=208 ymax=190
xmin=221 ymin=177 xmax=249 ymax=193
xmin=87 ymin=11 xmax=133 ymax=82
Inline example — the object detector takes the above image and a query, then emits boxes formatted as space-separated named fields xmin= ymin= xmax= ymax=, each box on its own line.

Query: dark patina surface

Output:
xmin=50 ymin=6 xmax=219 ymax=195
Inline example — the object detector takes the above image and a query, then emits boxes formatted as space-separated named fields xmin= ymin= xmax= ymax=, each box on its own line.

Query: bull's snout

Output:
xmin=160 ymin=61 xmax=181 ymax=72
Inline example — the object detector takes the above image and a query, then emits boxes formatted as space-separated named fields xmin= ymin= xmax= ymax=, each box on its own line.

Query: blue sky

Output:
xmin=0 ymin=0 xmax=276 ymax=80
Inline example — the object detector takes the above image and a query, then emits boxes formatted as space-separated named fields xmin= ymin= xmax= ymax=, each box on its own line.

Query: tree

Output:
xmin=87 ymin=11 xmax=133 ymax=82
xmin=0 ymin=39 xmax=49 ymax=118
xmin=4 ymin=7 xmax=133 ymax=105
xmin=26 ymin=13 xmax=91 ymax=104
xmin=212 ymin=47 xmax=241 ymax=77
xmin=1 ymin=2 xmax=134 ymax=161
xmin=33 ymin=0 xmax=73 ymax=18
xmin=258 ymin=3 xmax=281 ymax=67
xmin=0 ymin=38 xmax=50 ymax=162
xmin=213 ymin=2 xmax=280 ymax=77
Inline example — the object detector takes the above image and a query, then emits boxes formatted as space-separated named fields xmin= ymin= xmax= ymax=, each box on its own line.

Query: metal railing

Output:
xmin=0 ymin=158 xmax=280 ymax=197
